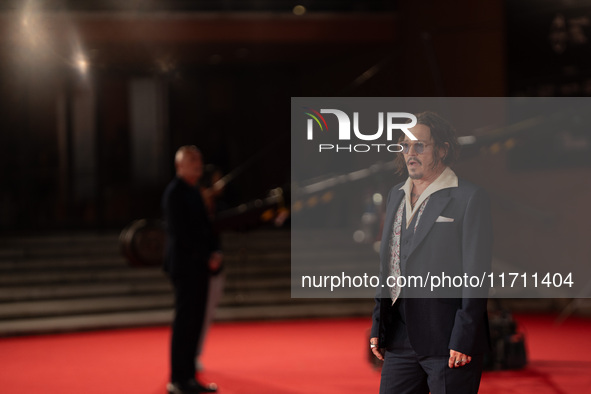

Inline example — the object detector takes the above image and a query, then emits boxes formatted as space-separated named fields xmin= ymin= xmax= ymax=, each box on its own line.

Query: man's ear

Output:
xmin=441 ymin=142 xmax=450 ymax=160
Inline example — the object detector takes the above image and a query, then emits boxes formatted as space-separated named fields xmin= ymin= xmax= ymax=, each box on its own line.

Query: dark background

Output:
xmin=0 ymin=0 xmax=590 ymax=240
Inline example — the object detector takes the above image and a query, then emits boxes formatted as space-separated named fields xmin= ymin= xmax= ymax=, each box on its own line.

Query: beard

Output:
xmin=407 ymin=158 xmax=423 ymax=179
xmin=409 ymin=171 xmax=423 ymax=180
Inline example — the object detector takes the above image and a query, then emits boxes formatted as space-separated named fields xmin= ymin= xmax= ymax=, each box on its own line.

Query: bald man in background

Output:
xmin=163 ymin=145 xmax=222 ymax=394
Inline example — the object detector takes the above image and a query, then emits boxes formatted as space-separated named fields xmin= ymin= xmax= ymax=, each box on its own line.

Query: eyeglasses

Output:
xmin=400 ymin=142 xmax=432 ymax=154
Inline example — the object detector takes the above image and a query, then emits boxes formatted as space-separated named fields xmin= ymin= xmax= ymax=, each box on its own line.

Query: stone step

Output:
xmin=0 ymin=256 xmax=129 ymax=271
xmin=0 ymin=230 xmax=291 ymax=259
xmin=0 ymin=289 xmax=304 ymax=320
xmin=0 ymin=299 xmax=375 ymax=337
xmin=0 ymin=259 xmax=291 ymax=289
xmin=0 ymin=295 xmax=173 ymax=320
xmin=0 ymin=267 xmax=165 ymax=286
xmin=0 ymin=244 xmax=292 ymax=261
xmin=0 ymin=280 xmax=171 ymax=303
xmin=0 ymin=229 xmax=290 ymax=244
xmin=0 ymin=275 xmax=292 ymax=303
xmin=0 ymin=229 xmax=304 ymax=336
xmin=0 ymin=252 xmax=290 ymax=273
xmin=216 ymin=299 xmax=374 ymax=321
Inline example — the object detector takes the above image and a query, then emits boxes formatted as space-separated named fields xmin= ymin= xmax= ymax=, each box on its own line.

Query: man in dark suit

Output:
xmin=370 ymin=112 xmax=492 ymax=394
xmin=163 ymin=145 xmax=222 ymax=394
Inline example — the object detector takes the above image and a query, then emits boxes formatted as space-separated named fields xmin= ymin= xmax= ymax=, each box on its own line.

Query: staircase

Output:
xmin=0 ymin=229 xmax=373 ymax=336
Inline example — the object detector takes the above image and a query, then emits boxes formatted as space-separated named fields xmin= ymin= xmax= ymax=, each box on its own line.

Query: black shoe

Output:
xmin=167 ymin=379 xmax=218 ymax=394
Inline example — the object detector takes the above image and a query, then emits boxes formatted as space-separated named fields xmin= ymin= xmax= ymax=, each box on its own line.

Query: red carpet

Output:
xmin=480 ymin=314 xmax=591 ymax=393
xmin=0 ymin=315 xmax=590 ymax=393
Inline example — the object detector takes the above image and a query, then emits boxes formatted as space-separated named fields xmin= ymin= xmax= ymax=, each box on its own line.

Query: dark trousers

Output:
xmin=380 ymin=303 xmax=483 ymax=394
xmin=380 ymin=348 xmax=483 ymax=394
xmin=170 ymin=276 xmax=209 ymax=383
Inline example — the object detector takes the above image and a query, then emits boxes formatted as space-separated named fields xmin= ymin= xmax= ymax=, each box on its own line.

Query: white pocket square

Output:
xmin=436 ymin=216 xmax=454 ymax=223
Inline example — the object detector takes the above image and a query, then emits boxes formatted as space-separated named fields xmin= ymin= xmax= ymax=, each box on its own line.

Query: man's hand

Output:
xmin=370 ymin=337 xmax=384 ymax=361
xmin=448 ymin=349 xmax=471 ymax=368
xmin=208 ymin=252 xmax=223 ymax=272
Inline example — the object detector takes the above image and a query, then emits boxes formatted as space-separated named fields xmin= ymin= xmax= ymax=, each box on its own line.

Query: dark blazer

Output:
xmin=162 ymin=177 xmax=218 ymax=280
xmin=371 ymin=176 xmax=492 ymax=357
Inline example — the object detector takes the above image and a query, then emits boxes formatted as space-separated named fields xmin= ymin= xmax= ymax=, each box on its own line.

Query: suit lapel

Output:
xmin=407 ymin=190 xmax=451 ymax=258
xmin=380 ymin=189 xmax=404 ymax=258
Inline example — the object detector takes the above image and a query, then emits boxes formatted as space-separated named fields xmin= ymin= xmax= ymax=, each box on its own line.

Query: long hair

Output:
xmin=394 ymin=111 xmax=460 ymax=175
